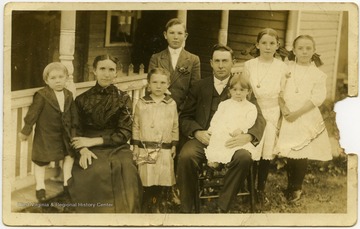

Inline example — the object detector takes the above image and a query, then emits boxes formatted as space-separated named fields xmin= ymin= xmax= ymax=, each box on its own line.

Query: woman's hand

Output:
xmin=284 ymin=111 xmax=301 ymax=123
xmin=71 ymin=137 xmax=103 ymax=149
xmin=225 ymin=133 xmax=252 ymax=148
xmin=171 ymin=146 xmax=176 ymax=159
xmin=79 ymin=148 xmax=98 ymax=170
xmin=284 ymin=101 xmax=314 ymax=123
xmin=18 ymin=132 xmax=28 ymax=141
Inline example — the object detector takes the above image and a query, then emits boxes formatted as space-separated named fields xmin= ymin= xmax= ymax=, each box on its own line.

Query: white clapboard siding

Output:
xmin=299 ymin=11 xmax=343 ymax=100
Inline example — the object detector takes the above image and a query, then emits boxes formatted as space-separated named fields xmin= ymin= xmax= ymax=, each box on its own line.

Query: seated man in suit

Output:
xmin=177 ymin=44 xmax=266 ymax=213
xmin=148 ymin=18 xmax=201 ymax=113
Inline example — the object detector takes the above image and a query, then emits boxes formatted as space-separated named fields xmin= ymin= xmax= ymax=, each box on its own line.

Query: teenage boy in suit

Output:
xmin=148 ymin=18 xmax=201 ymax=113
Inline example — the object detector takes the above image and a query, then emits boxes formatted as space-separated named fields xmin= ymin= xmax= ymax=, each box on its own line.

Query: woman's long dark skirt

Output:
xmin=68 ymin=145 xmax=143 ymax=213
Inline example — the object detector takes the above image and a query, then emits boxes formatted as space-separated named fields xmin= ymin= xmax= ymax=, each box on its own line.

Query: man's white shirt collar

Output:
xmin=214 ymin=76 xmax=230 ymax=95
xmin=168 ymin=46 xmax=182 ymax=55
xmin=168 ymin=47 xmax=182 ymax=69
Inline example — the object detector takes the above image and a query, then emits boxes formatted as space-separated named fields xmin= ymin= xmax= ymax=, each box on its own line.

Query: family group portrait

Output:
xmin=2 ymin=1 xmax=357 ymax=227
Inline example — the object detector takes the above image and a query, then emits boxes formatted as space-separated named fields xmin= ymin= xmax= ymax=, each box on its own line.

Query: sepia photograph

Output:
xmin=2 ymin=1 xmax=358 ymax=227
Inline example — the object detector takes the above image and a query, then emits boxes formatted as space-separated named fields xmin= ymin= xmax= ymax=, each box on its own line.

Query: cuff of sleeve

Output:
xmin=249 ymin=134 xmax=259 ymax=147
xmin=21 ymin=125 xmax=32 ymax=136
xmin=131 ymin=139 xmax=141 ymax=146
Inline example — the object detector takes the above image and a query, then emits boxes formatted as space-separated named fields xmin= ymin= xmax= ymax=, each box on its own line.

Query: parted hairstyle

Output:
xmin=92 ymin=54 xmax=119 ymax=69
xmin=250 ymin=28 xmax=280 ymax=58
xmin=288 ymin=35 xmax=324 ymax=67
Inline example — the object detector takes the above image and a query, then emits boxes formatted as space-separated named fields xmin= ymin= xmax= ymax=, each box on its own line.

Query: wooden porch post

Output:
xmin=177 ymin=10 xmax=187 ymax=47
xmin=332 ymin=12 xmax=344 ymax=100
xmin=219 ymin=10 xmax=229 ymax=45
xmin=59 ymin=11 xmax=76 ymax=97
xmin=285 ymin=11 xmax=300 ymax=51
xmin=177 ymin=10 xmax=187 ymax=25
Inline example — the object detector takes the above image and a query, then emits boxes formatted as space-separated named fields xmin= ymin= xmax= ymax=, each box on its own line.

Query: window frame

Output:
xmin=105 ymin=10 xmax=137 ymax=47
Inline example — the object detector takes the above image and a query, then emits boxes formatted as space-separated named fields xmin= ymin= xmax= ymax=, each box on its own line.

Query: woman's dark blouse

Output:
xmin=75 ymin=83 xmax=132 ymax=148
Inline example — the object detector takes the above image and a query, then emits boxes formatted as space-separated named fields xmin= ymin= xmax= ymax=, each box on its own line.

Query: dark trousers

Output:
xmin=253 ymin=159 xmax=271 ymax=191
xmin=174 ymin=134 xmax=188 ymax=173
xmin=286 ymin=158 xmax=308 ymax=191
xmin=176 ymin=139 xmax=252 ymax=212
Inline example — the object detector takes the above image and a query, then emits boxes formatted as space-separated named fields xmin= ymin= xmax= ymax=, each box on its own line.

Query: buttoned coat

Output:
xmin=149 ymin=48 xmax=201 ymax=112
xmin=21 ymin=86 xmax=78 ymax=162
xmin=180 ymin=76 xmax=266 ymax=145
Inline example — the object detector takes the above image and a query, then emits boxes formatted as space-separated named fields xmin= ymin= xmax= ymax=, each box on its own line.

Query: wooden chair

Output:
xmin=194 ymin=162 xmax=255 ymax=213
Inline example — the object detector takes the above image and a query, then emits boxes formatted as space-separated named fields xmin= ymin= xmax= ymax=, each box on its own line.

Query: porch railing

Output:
xmin=10 ymin=73 xmax=147 ymax=192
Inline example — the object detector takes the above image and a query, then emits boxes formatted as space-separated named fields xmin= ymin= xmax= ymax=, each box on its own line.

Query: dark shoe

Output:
xmin=282 ymin=188 xmax=291 ymax=199
xmin=288 ymin=190 xmax=302 ymax=203
xmin=36 ymin=189 xmax=46 ymax=202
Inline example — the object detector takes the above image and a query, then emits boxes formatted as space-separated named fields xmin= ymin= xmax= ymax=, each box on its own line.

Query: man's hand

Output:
xmin=194 ymin=130 xmax=211 ymax=146
xmin=230 ymin=128 xmax=243 ymax=137
xmin=225 ymin=133 xmax=252 ymax=148
xmin=79 ymin=148 xmax=98 ymax=170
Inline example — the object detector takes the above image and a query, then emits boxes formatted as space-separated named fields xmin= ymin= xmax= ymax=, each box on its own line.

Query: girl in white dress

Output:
xmin=205 ymin=74 xmax=258 ymax=167
xmin=244 ymin=28 xmax=288 ymax=205
xmin=276 ymin=35 xmax=332 ymax=202
xmin=132 ymin=68 xmax=179 ymax=212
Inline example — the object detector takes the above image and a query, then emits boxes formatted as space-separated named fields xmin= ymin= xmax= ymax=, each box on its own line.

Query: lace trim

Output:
xmin=290 ymin=120 xmax=326 ymax=151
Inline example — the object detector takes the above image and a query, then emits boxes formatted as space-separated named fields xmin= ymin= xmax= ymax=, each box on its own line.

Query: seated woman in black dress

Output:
xmin=68 ymin=54 xmax=142 ymax=213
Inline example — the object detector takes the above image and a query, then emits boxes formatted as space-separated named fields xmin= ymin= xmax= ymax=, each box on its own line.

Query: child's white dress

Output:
xmin=205 ymin=99 xmax=258 ymax=164
xmin=276 ymin=62 xmax=332 ymax=161
xmin=244 ymin=58 xmax=288 ymax=160
xmin=132 ymin=95 xmax=179 ymax=186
